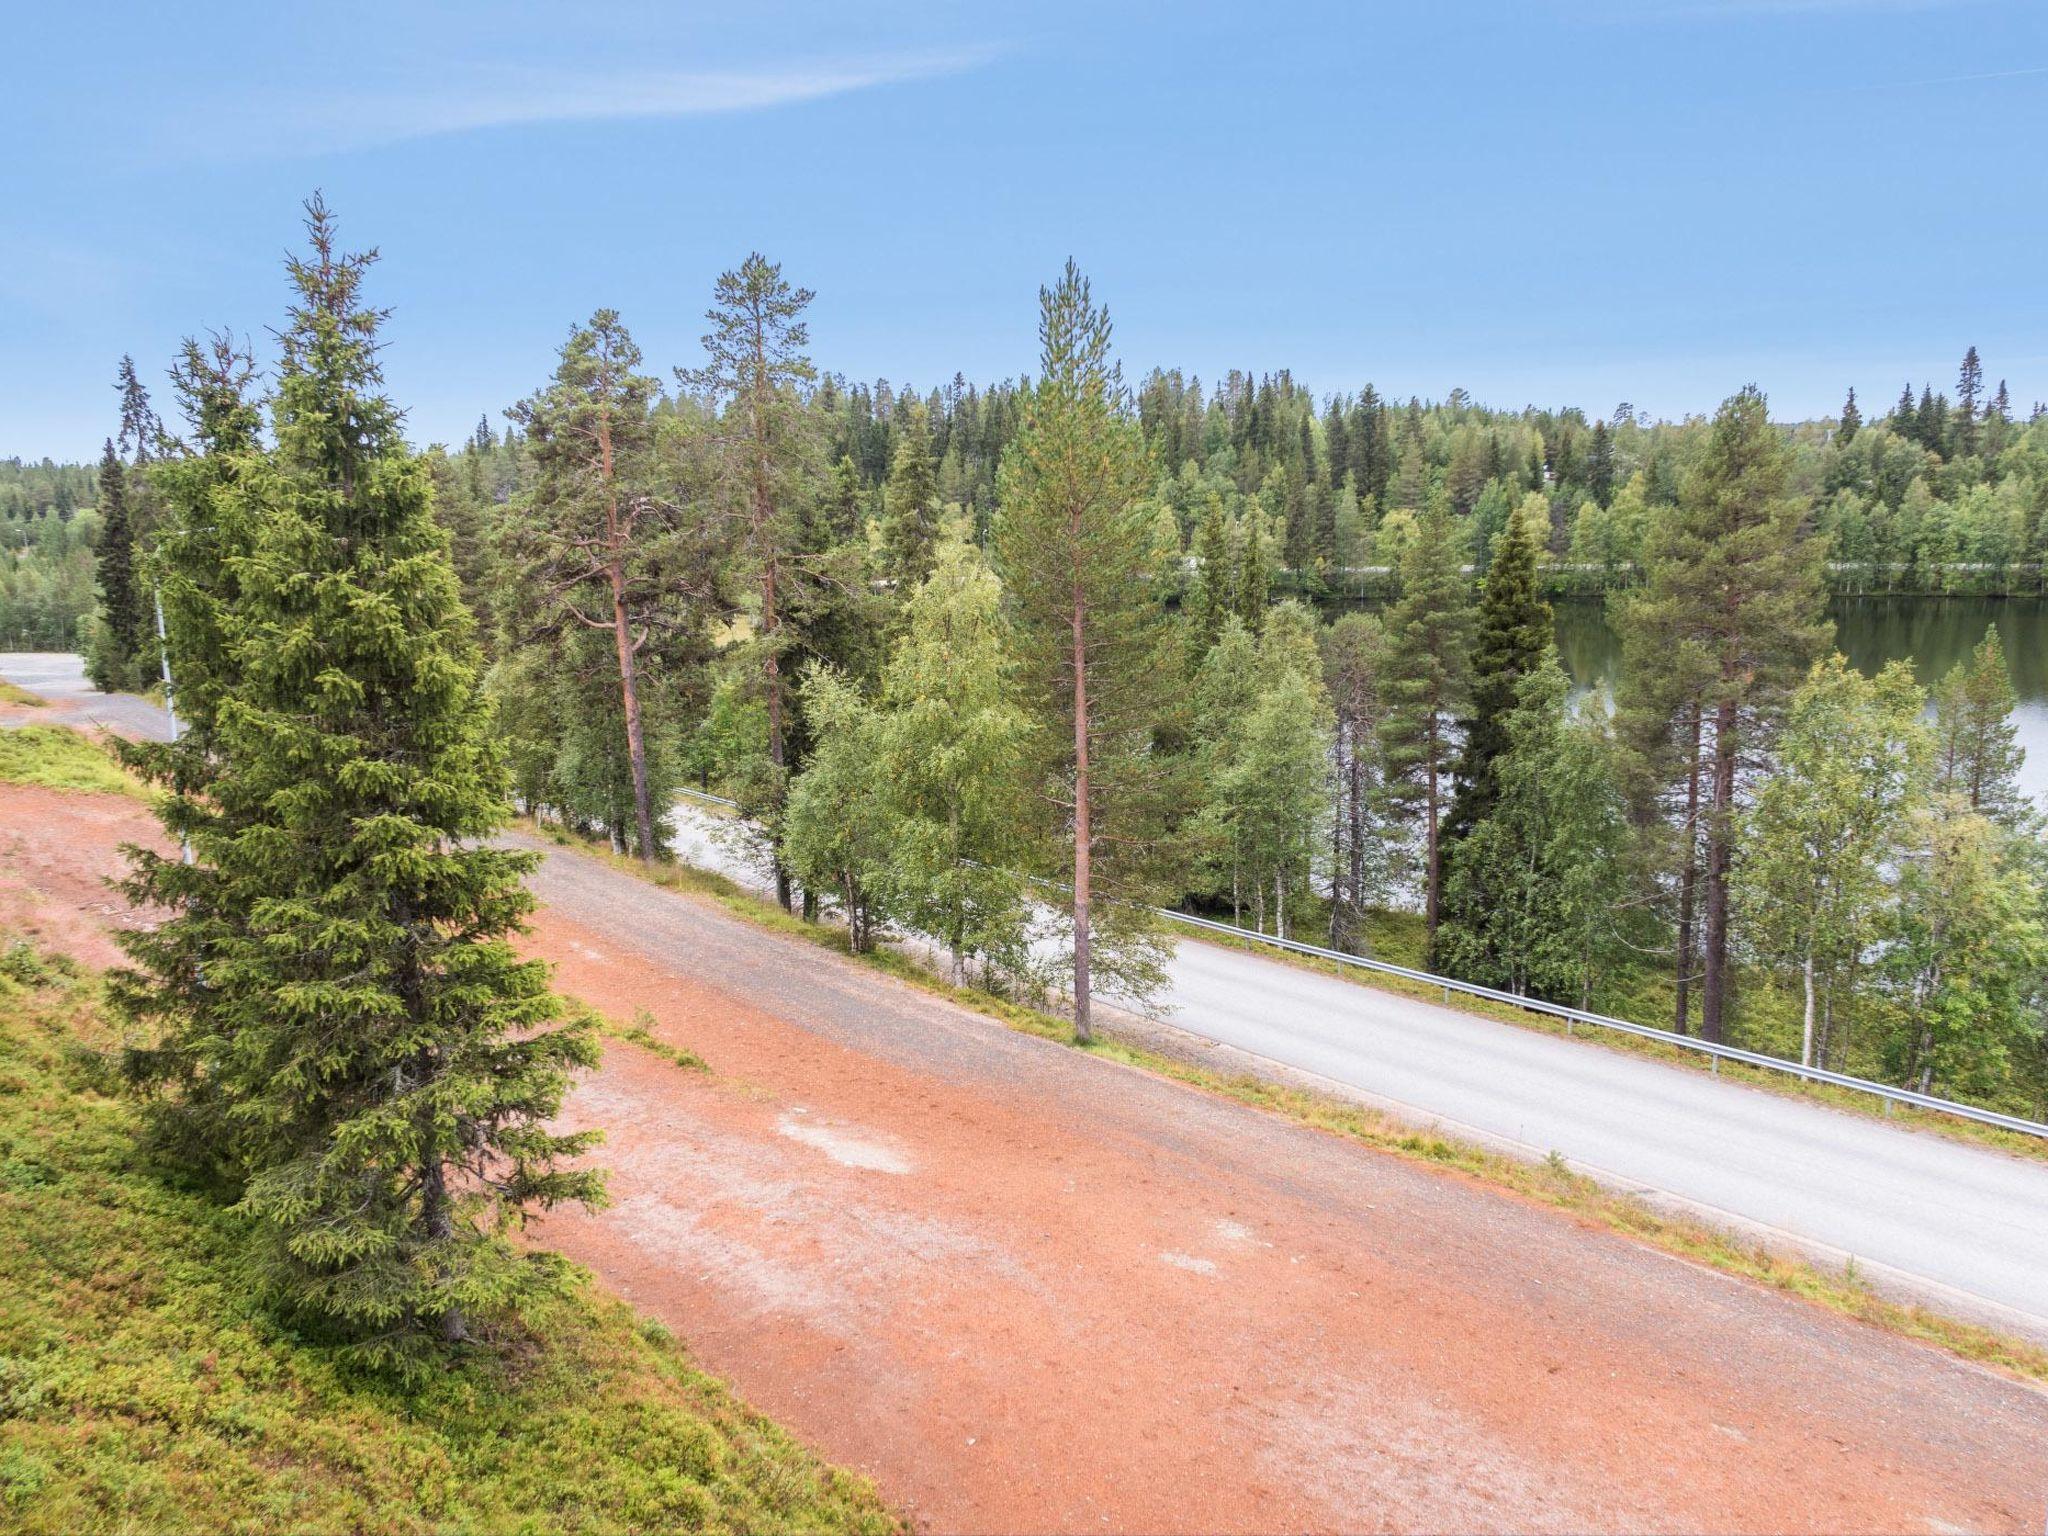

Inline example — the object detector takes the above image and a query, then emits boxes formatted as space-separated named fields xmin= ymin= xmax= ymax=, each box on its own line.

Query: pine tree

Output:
xmin=884 ymin=399 xmax=941 ymax=589
xmin=117 ymin=198 xmax=602 ymax=1368
xmin=1445 ymin=505 xmax=1551 ymax=846
xmin=88 ymin=438 xmax=144 ymax=691
xmin=1838 ymin=386 xmax=1861 ymax=445
xmin=1931 ymin=629 xmax=2030 ymax=829
xmin=680 ymin=254 xmax=818 ymax=909
xmin=1382 ymin=500 xmax=1475 ymax=940
xmin=1614 ymin=387 xmax=1828 ymax=1042
xmin=994 ymin=261 xmax=1187 ymax=1040
xmin=508 ymin=310 xmax=707 ymax=861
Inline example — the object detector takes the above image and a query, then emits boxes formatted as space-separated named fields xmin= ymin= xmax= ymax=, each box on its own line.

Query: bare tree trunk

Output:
xmin=611 ymin=554 xmax=656 ymax=862
xmin=750 ymin=349 xmax=792 ymax=910
xmin=598 ymin=413 xmax=656 ymax=862
xmin=1800 ymin=947 xmax=1816 ymax=1068
xmin=1675 ymin=707 xmax=1703 ymax=1035
xmin=1071 ymin=573 xmax=1093 ymax=1045
xmin=1700 ymin=701 xmax=1739 ymax=1044
xmin=1348 ymin=719 xmax=1367 ymax=955
xmin=1423 ymin=717 xmax=1443 ymax=940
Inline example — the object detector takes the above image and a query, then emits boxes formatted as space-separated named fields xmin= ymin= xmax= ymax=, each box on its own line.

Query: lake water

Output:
xmin=1552 ymin=597 xmax=2048 ymax=809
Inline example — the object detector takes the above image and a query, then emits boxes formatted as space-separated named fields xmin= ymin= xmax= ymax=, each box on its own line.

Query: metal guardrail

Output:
xmin=1156 ymin=907 xmax=2048 ymax=1141
xmin=671 ymin=786 xmax=2048 ymax=1142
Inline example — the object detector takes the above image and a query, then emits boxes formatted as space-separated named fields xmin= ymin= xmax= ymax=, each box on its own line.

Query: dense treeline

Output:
xmin=76 ymin=216 xmax=2048 ymax=1153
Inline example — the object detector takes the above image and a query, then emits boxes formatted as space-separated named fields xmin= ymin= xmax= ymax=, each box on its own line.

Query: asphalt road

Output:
xmin=12 ymin=652 xmax=2045 ymax=1340
xmin=666 ymin=798 xmax=2048 ymax=1341
xmin=0 ymin=651 xmax=175 ymax=740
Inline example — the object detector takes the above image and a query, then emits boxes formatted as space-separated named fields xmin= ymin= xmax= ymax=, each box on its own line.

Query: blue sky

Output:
xmin=4 ymin=0 xmax=2043 ymax=458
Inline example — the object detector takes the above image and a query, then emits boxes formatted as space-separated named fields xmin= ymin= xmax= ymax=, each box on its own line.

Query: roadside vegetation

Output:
xmin=536 ymin=815 xmax=2048 ymax=1387
xmin=0 ymin=936 xmax=896 ymax=1534
xmin=0 ymin=725 xmax=140 ymax=796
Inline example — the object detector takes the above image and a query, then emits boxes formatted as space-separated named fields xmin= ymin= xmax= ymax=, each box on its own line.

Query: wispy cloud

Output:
xmin=1886 ymin=63 xmax=2048 ymax=87
xmin=192 ymin=47 xmax=1004 ymax=157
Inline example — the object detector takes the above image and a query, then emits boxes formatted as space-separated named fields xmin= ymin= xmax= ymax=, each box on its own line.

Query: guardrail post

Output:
xmin=1710 ymin=1057 xmax=1719 ymax=1076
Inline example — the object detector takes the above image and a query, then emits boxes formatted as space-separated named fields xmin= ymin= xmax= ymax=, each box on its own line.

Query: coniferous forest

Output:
xmin=29 ymin=199 xmax=2048 ymax=1194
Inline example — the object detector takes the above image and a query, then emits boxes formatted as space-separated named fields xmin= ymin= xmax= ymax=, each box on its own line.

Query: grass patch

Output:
xmin=551 ymin=822 xmax=2048 ymax=1387
xmin=0 ymin=725 xmax=142 ymax=797
xmin=570 ymin=997 xmax=711 ymax=1075
xmin=0 ymin=939 xmax=898 ymax=1535
xmin=0 ymin=681 xmax=46 ymax=708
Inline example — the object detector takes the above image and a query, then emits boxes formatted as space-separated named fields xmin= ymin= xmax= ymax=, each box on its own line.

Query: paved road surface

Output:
xmin=668 ymin=798 xmax=2048 ymax=1341
xmin=0 ymin=651 xmax=174 ymax=741
xmin=12 ymin=652 xmax=2046 ymax=1340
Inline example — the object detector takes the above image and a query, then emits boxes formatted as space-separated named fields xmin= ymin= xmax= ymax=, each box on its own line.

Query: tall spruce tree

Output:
xmin=88 ymin=437 xmax=144 ymax=691
xmin=1445 ymin=505 xmax=1550 ymax=845
xmin=1838 ymin=386 xmax=1861 ymax=445
xmin=884 ymin=399 xmax=941 ymax=590
xmin=115 ymin=353 xmax=162 ymax=464
xmin=1381 ymin=499 xmax=1475 ymax=940
xmin=1186 ymin=490 xmax=1233 ymax=656
xmin=117 ymin=200 xmax=602 ymax=1368
xmin=994 ymin=261 xmax=1186 ymax=1040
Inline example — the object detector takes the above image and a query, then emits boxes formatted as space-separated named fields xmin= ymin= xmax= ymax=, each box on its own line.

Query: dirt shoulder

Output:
xmin=6 ymin=786 xmax=2044 ymax=1535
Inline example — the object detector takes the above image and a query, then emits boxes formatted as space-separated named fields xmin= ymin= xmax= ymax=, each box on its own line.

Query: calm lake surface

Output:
xmin=1551 ymin=597 xmax=2048 ymax=808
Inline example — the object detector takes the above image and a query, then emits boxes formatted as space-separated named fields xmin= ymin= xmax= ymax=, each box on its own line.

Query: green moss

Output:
xmin=0 ymin=726 xmax=142 ymax=797
xmin=0 ymin=682 xmax=47 ymax=708
xmin=0 ymin=949 xmax=898 ymax=1536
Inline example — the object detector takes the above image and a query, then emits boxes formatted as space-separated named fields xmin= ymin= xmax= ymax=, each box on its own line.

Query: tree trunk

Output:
xmin=610 ymin=554 xmax=656 ymax=862
xmin=1423 ymin=716 xmax=1443 ymax=939
xmin=751 ymin=359 xmax=792 ymax=910
xmin=598 ymin=411 xmax=656 ymax=863
xmin=1699 ymin=700 xmax=1739 ymax=1044
xmin=1071 ymin=572 xmax=1093 ymax=1045
xmin=1800 ymin=947 xmax=1816 ymax=1068
xmin=1675 ymin=707 xmax=1703 ymax=1035
xmin=1348 ymin=718 xmax=1368 ymax=955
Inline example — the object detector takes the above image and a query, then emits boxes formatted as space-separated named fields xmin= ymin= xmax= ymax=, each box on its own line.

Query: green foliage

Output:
xmin=883 ymin=400 xmax=941 ymax=590
xmin=0 ymin=956 xmax=894 ymax=1535
xmin=1737 ymin=656 xmax=1930 ymax=1067
xmin=868 ymin=542 xmax=1036 ymax=980
xmin=994 ymin=262 xmax=1189 ymax=1031
xmin=86 ymin=439 xmax=145 ymax=693
xmin=1931 ymin=628 xmax=2031 ymax=829
xmin=0 ymin=725 xmax=140 ymax=796
xmin=1381 ymin=499 xmax=1474 ymax=937
xmin=1447 ymin=503 xmax=1550 ymax=842
xmin=1877 ymin=803 xmax=2047 ymax=1099
xmin=1436 ymin=658 xmax=1633 ymax=1006
xmin=116 ymin=200 xmax=603 ymax=1371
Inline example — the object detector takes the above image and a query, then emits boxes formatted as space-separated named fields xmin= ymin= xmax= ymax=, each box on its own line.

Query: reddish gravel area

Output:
xmin=4 ymin=785 xmax=2045 ymax=1534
